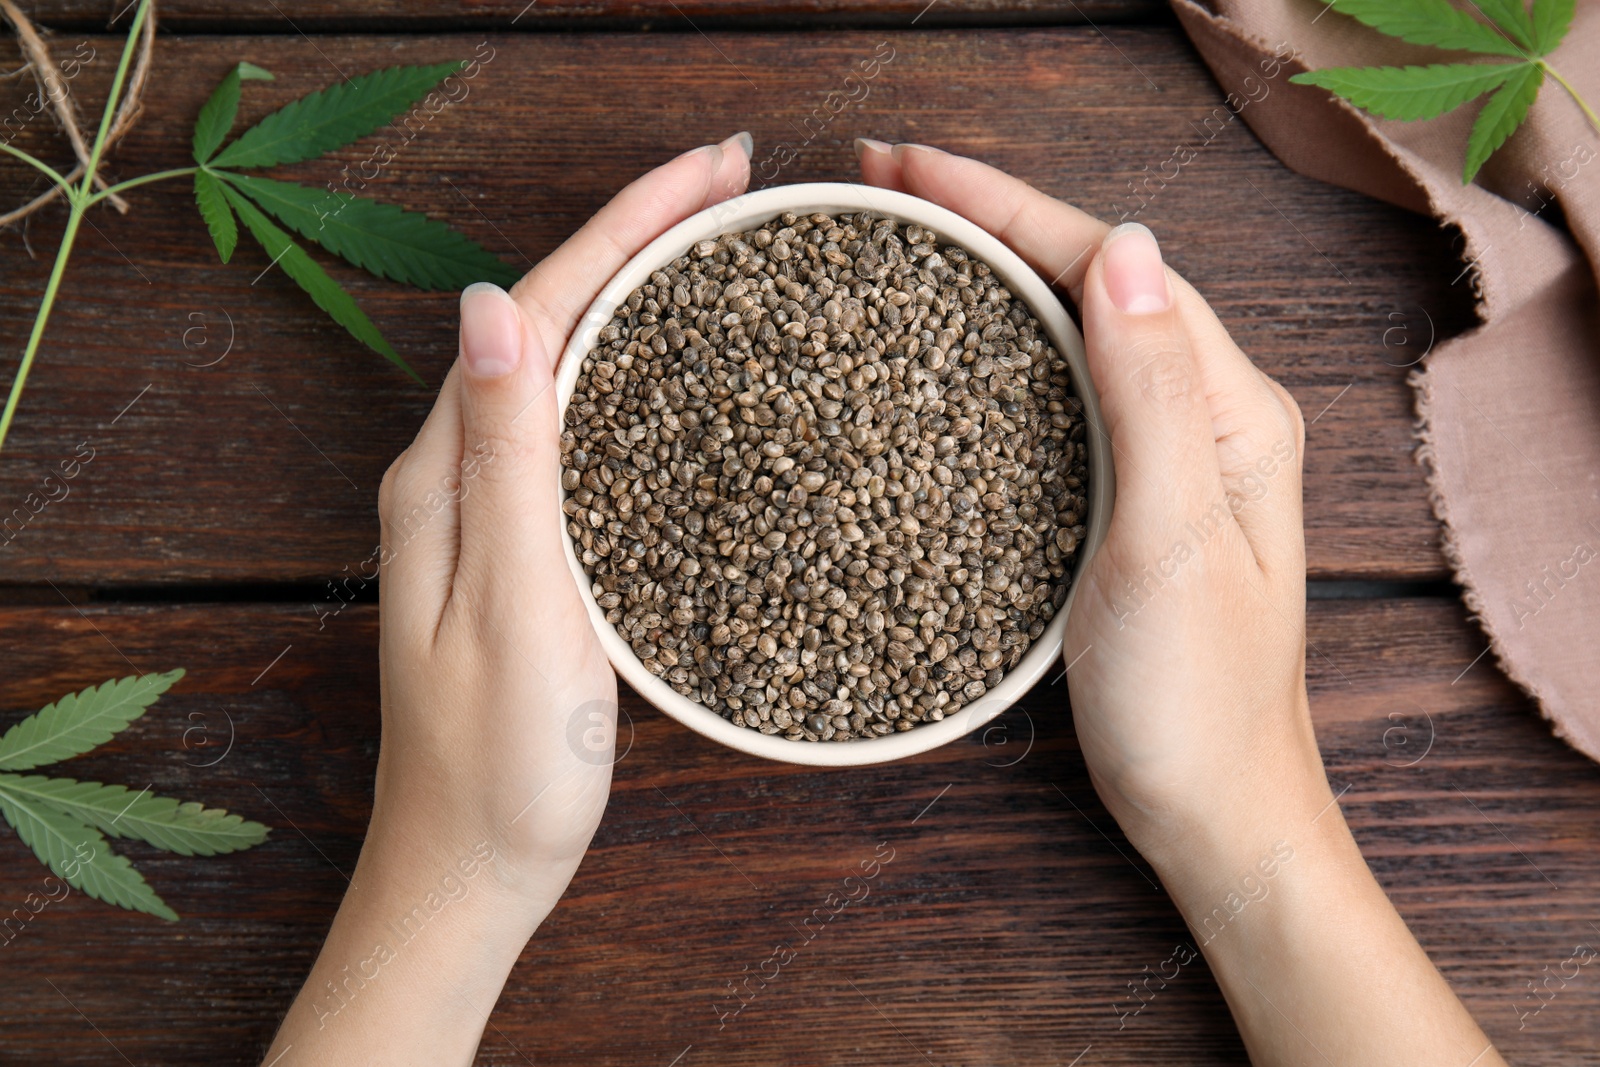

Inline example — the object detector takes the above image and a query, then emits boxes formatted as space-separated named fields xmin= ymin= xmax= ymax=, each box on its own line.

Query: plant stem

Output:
xmin=85 ymin=166 xmax=199 ymax=207
xmin=1540 ymin=62 xmax=1600 ymax=137
xmin=79 ymin=0 xmax=152 ymax=198
xmin=0 ymin=0 xmax=152 ymax=455
xmin=0 ymin=207 xmax=85 ymax=453
xmin=0 ymin=140 xmax=76 ymax=192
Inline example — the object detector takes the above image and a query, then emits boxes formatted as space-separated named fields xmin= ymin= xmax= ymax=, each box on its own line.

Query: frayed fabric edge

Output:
xmin=1410 ymin=350 xmax=1600 ymax=765
xmin=1174 ymin=0 xmax=1596 ymax=759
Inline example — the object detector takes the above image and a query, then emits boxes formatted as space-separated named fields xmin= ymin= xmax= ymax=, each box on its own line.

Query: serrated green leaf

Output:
xmin=218 ymin=172 xmax=519 ymax=291
xmin=193 ymin=69 xmax=241 ymax=165
xmin=192 ymin=62 xmax=275 ymax=165
xmin=1470 ymin=0 xmax=1537 ymax=50
xmin=219 ymin=181 xmax=423 ymax=383
xmin=0 ymin=671 xmax=184 ymax=772
xmin=194 ymin=169 xmax=238 ymax=263
xmin=1531 ymin=0 xmax=1575 ymax=55
xmin=211 ymin=61 xmax=462 ymax=170
xmin=1323 ymin=0 xmax=1529 ymax=58
xmin=1290 ymin=62 xmax=1526 ymax=121
xmin=0 ymin=774 xmax=269 ymax=857
xmin=0 ymin=785 xmax=177 ymax=921
xmin=1464 ymin=61 xmax=1544 ymax=182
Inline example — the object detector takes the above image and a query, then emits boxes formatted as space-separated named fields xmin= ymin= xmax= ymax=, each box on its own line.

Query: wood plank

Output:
xmin=15 ymin=0 xmax=1167 ymax=31
xmin=0 ymin=29 xmax=1466 ymax=584
xmin=0 ymin=597 xmax=1590 ymax=1063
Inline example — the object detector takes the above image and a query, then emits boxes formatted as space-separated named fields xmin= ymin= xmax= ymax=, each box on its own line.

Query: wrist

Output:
xmin=357 ymin=805 xmax=556 ymax=944
xmin=368 ymin=754 xmax=593 ymax=915
xmin=1104 ymin=686 xmax=1334 ymax=884
xmin=1146 ymin=781 xmax=1360 ymax=930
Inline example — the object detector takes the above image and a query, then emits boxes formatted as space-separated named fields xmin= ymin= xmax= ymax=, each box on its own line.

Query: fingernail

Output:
xmin=890 ymin=142 xmax=938 ymax=163
xmin=854 ymin=137 xmax=891 ymax=160
xmin=719 ymin=131 xmax=754 ymax=159
xmin=459 ymin=282 xmax=522 ymax=379
xmin=1101 ymin=223 xmax=1171 ymax=315
xmin=675 ymin=142 xmax=725 ymax=172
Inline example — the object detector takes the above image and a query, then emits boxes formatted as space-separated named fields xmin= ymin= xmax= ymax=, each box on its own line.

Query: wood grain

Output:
xmin=0 ymin=11 xmax=1574 ymax=1067
xmin=0 ymin=596 xmax=1591 ymax=1065
xmin=0 ymin=29 xmax=1468 ymax=586
xmin=15 ymin=0 xmax=1167 ymax=31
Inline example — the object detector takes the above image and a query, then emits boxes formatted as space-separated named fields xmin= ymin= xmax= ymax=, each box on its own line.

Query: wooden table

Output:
xmin=2 ymin=2 xmax=1596 ymax=1063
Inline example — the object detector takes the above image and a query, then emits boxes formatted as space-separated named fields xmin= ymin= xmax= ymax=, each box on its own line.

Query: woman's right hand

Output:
xmin=857 ymin=141 xmax=1504 ymax=1067
xmin=857 ymin=139 xmax=1325 ymax=868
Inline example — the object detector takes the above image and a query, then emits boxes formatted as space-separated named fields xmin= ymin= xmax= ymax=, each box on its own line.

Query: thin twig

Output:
xmin=0 ymin=0 xmax=156 ymax=224
xmin=0 ymin=0 xmax=124 ymax=210
xmin=103 ymin=1 xmax=157 ymax=159
xmin=0 ymin=0 xmax=156 ymax=454
xmin=0 ymin=163 xmax=83 ymax=227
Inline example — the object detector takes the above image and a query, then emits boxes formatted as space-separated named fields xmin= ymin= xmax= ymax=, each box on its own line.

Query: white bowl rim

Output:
xmin=555 ymin=181 xmax=1114 ymax=767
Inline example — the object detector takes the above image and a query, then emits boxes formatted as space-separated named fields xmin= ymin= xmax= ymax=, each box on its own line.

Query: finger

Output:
xmin=378 ymin=364 xmax=468 ymax=628
xmin=698 ymin=131 xmax=754 ymax=210
xmin=857 ymin=142 xmax=1109 ymax=304
xmin=509 ymin=131 xmax=754 ymax=360
xmin=853 ymin=137 xmax=907 ymax=192
xmin=1080 ymin=223 xmax=1223 ymax=560
xmin=1167 ymin=274 xmax=1306 ymax=576
xmin=449 ymin=280 xmax=568 ymax=630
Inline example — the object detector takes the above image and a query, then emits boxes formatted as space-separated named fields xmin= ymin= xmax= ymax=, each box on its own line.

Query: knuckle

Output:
xmin=385 ymin=486 xmax=445 ymax=552
xmin=377 ymin=451 xmax=408 ymax=522
xmin=1125 ymin=339 xmax=1196 ymax=410
xmin=465 ymin=428 xmax=552 ymax=484
xmin=1265 ymin=378 xmax=1306 ymax=448
xmin=459 ymin=430 xmax=506 ymax=474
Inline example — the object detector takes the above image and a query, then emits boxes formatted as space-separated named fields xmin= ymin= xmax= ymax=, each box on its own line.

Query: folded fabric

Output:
xmin=1172 ymin=0 xmax=1600 ymax=760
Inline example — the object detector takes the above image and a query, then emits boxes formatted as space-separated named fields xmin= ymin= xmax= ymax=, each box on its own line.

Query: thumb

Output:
xmin=451 ymin=280 xmax=570 ymax=626
xmin=1080 ymin=223 xmax=1223 ymax=560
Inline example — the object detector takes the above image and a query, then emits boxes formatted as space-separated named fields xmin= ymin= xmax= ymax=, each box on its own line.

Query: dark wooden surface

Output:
xmin=0 ymin=599 xmax=1595 ymax=1065
xmin=19 ymin=0 xmax=1167 ymax=30
xmin=0 ymin=29 xmax=1466 ymax=586
xmin=3 ymin=4 xmax=1586 ymax=1065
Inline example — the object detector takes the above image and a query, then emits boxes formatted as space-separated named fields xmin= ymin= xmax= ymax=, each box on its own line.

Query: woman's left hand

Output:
xmin=369 ymin=134 xmax=754 ymax=906
xmin=263 ymin=133 xmax=752 ymax=1067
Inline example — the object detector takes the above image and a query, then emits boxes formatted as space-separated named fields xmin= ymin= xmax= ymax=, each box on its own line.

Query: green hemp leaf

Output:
xmin=0 ymin=671 xmax=270 ymax=921
xmin=192 ymin=62 xmax=520 ymax=380
xmin=0 ymin=0 xmax=522 ymax=454
xmin=1290 ymin=0 xmax=1593 ymax=183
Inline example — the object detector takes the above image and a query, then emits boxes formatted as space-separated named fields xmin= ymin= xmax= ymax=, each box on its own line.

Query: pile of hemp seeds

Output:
xmin=559 ymin=210 xmax=1089 ymax=742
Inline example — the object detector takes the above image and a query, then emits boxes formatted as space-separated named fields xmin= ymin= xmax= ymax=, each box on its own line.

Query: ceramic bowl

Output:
xmin=556 ymin=182 xmax=1113 ymax=766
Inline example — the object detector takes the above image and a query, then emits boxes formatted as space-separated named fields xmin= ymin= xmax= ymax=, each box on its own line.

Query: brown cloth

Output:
xmin=1171 ymin=0 xmax=1600 ymax=760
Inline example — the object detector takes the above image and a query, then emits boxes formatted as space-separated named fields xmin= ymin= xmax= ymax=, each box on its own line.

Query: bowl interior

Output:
xmin=556 ymin=182 xmax=1113 ymax=767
